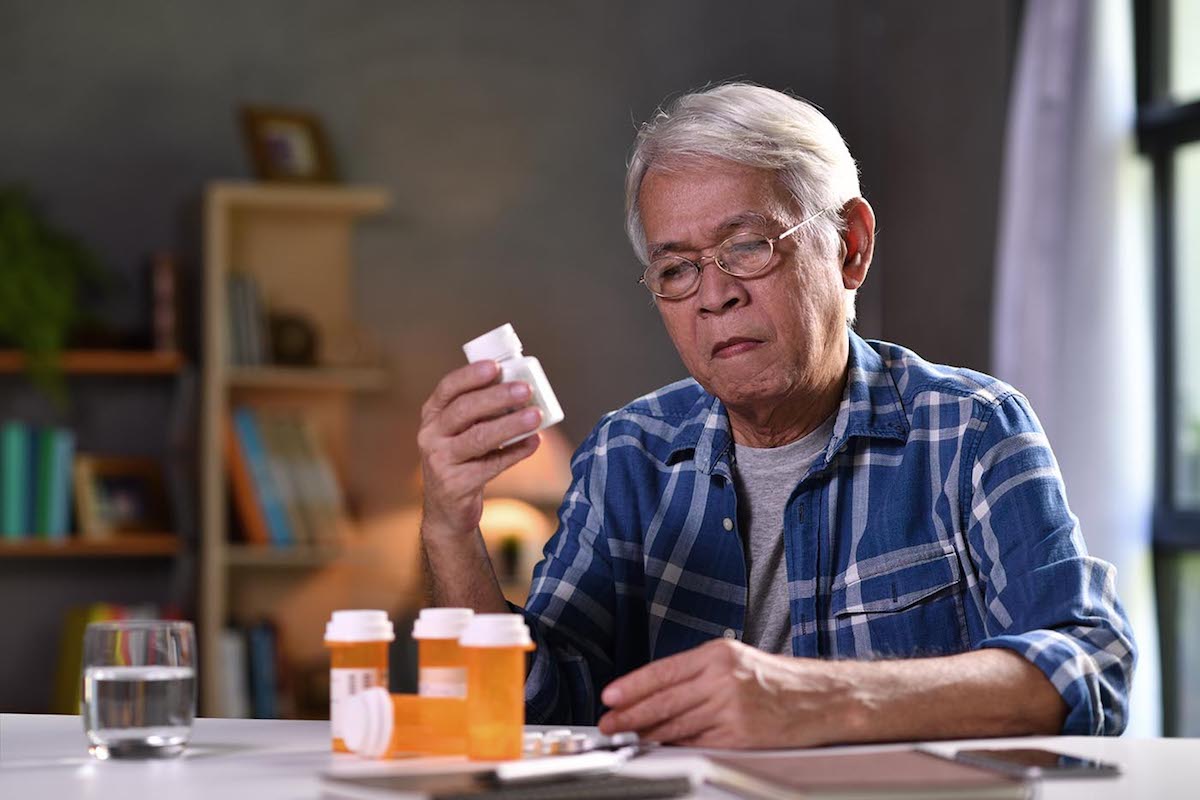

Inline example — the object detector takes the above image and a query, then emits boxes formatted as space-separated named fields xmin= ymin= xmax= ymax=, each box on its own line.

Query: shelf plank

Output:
xmin=227 ymin=365 xmax=388 ymax=391
xmin=0 ymin=534 xmax=182 ymax=558
xmin=0 ymin=350 xmax=185 ymax=375
xmin=225 ymin=544 xmax=347 ymax=568
xmin=208 ymin=181 xmax=391 ymax=215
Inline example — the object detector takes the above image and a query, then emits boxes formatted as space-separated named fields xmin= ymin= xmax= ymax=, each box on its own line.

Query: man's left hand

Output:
xmin=597 ymin=639 xmax=863 ymax=748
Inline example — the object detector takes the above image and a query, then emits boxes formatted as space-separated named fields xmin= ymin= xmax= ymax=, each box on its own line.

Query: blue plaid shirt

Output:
xmin=520 ymin=332 xmax=1135 ymax=736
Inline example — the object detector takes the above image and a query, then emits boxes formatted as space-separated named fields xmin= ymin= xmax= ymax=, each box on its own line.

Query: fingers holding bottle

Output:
xmin=419 ymin=323 xmax=565 ymax=539
xmin=417 ymin=362 xmax=543 ymax=535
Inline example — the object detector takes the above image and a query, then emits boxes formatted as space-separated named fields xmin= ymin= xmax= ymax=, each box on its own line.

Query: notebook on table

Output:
xmin=320 ymin=747 xmax=691 ymax=800
xmin=705 ymin=748 xmax=1033 ymax=799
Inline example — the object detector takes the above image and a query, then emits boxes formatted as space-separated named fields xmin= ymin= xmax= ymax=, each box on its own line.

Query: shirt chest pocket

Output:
xmin=828 ymin=547 xmax=969 ymax=657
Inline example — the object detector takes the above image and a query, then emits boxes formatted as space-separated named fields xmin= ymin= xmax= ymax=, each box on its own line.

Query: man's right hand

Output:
xmin=417 ymin=360 xmax=543 ymax=537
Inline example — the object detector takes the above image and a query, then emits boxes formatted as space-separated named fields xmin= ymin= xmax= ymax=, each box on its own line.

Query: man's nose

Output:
xmin=696 ymin=255 xmax=746 ymax=314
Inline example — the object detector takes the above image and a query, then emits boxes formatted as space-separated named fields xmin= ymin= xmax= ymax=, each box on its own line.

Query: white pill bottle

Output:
xmin=463 ymin=323 xmax=564 ymax=445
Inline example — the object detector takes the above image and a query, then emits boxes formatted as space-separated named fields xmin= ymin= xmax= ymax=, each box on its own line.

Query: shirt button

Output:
xmin=722 ymin=517 xmax=734 ymax=531
xmin=723 ymin=628 xmax=737 ymax=640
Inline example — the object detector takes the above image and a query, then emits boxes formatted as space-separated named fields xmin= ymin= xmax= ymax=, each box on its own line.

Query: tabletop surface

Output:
xmin=2 ymin=713 xmax=1199 ymax=798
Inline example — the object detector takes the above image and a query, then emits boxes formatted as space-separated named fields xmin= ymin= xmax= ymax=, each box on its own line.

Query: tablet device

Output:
xmin=949 ymin=748 xmax=1120 ymax=779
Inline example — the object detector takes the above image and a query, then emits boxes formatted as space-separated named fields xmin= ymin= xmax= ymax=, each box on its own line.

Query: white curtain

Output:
xmin=993 ymin=0 xmax=1160 ymax=736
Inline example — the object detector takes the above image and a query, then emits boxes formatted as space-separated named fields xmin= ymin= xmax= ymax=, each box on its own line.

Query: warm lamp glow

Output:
xmin=479 ymin=497 xmax=555 ymax=602
xmin=480 ymin=497 xmax=553 ymax=537
xmin=481 ymin=427 xmax=574 ymax=510
xmin=410 ymin=427 xmax=574 ymax=511
xmin=409 ymin=427 xmax=574 ymax=601
xmin=479 ymin=429 xmax=574 ymax=600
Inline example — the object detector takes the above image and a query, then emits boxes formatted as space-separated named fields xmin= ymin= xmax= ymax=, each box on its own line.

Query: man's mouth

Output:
xmin=711 ymin=337 xmax=764 ymax=358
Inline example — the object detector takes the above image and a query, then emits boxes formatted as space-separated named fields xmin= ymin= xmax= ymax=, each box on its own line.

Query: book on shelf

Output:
xmin=248 ymin=620 xmax=284 ymax=719
xmin=227 ymin=407 xmax=347 ymax=548
xmin=0 ymin=422 xmax=75 ymax=540
xmin=258 ymin=414 xmax=314 ymax=545
xmin=224 ymin=411 xmax=271 ymax=545
xmin=291 ymin=417 xmax=346 ymax=545
xmin=217 ymin=627 xmax=251 ymax=718
xmin=34 ymin=427 xmax=55 ymax=535
xmin=1 ymin=421 xmax=29 ymax=537
xmin=231 ymin=408 xmax=294 ymax=545
xmin=219 ymin=621 xmax=294 ymax=720
xmin=226 ymin=271 xmax=271 ymax=367
xmin=705 ymin=749 xmax=1032 ymax=800
xmin=227 ymin=272 xmax=248 ymax=365
xmin=56 ymin=432 xmax=75 ymax=536
xmin=41 ymin=426 xmax=74 ymax=539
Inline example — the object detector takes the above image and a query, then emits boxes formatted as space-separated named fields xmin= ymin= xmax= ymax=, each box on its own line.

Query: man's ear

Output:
xmin=840 ymin=197 xmax=876 ymax=290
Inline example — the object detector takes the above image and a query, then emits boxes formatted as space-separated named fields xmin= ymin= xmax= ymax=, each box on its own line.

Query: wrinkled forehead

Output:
xmin=638 ymin=160 xmax=795 ymax=253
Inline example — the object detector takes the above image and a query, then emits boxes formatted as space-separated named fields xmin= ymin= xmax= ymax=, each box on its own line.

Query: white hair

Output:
xmin=625 ymin=83 xmax=863 ymax=322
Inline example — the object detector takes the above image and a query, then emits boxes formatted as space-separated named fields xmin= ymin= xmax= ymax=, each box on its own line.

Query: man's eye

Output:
xmin=728 ymin=240 xmax=769 ymax=256
xmin=658 ymin=263 xmax=689 ymax=281
xmin=661 ymin=265 xmax=683 ymax=279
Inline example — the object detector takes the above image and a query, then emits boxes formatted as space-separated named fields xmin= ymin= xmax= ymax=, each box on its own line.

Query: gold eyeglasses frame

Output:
xmin=638 ymin=207 xmax=834 ymax=299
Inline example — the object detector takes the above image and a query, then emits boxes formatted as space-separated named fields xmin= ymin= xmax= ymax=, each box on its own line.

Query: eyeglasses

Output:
xmin=638 ymin=207 xmax=832 ymax=299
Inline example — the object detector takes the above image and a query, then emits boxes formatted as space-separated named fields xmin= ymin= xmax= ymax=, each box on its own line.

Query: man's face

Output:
xmin=638 ymin=159 xmax=849 ymax=412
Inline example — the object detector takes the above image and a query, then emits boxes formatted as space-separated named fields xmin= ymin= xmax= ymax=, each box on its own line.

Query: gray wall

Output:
xmin=0 ymin=0 xmax=1014 ymax=711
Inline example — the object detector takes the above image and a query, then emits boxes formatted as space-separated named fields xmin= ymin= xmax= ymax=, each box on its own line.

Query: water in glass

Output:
xmin=81 ymin=620 xmax=196 ymax=759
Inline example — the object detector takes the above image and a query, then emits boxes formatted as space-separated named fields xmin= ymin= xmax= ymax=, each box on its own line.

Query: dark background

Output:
xmin=0 ymin=0 xmax=1015 ymax=711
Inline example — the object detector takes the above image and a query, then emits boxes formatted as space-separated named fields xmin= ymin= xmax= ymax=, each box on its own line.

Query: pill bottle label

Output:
xmin=330 ymin=667 xmax=387 ymax=738
xmin=419 ymin=666 xmax=468 ymax=698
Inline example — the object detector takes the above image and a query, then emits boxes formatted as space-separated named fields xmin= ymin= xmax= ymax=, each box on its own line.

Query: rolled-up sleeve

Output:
xmin=965 ymin=393 xmax=1136 ymax=735
xmin=514 ymin=423 xmax=617 ymax=725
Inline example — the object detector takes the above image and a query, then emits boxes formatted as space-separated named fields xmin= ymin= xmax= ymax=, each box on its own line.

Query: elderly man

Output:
xmin=417 ymin=83 xmax=1135 ymax=748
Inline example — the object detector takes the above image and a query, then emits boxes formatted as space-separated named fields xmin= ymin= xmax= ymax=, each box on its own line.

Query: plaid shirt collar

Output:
xmin=671 ymin=331 xmax=911 ymax=478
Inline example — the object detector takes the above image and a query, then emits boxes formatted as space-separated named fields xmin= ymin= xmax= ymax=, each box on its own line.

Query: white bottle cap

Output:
xmin=412 ymin=607 xmax=474 ymax=640
xmin=341 ymin=686 xmax=392 ymax=758
xmin=463 ymin=323 xmax=523 ymax=363
xmin=458 ymin=613 xmax=533 ymax=648
xmin=324 ymin=610 xmax=395 ymax=643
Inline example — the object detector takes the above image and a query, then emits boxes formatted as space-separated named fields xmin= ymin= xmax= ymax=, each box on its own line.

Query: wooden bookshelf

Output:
xmin=200 ymin=181 xmax=393 ymax=717
xmin=0 ymin=534 xmax=181 ymax=558
xmin=0 ymin=349 xmax=184 ymax=375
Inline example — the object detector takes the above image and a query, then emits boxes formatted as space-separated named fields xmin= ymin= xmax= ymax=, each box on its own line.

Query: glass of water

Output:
xmin=81 ymin=619 xmax=196 ymax=759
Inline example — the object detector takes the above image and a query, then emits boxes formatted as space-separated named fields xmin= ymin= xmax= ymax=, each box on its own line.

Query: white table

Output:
xmin=1 ymin=713 xmax=1198 ymax=798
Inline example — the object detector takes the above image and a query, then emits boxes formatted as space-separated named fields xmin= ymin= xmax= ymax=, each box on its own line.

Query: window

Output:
xmin=1136 ymin=0 xmax=1200 ymax=541
xmin=1136 ymin=0 xmax=1200 ymax=737
xmin=1168 ymin=0 xmax=1200 ymax=102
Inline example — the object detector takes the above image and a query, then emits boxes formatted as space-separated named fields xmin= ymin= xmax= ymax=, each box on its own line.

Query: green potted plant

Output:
xmin=0 ymin=187 xmax=106 ymax=404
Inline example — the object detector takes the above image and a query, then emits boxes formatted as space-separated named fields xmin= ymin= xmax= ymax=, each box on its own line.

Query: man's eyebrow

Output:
xmin=718 ymin=211 xmax=772 ymax=234
xmin=646 ymin=212 xmax=772 ymax=260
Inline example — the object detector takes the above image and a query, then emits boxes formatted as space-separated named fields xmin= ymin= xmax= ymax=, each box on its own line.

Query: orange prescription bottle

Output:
xmin=340 ymin=688 xmax=468 ymax=758
xmin=324 ymin=610 xmax=395 ymax=752
xmin=413 ymin=608 xmax=473 ymax=698
xmin=459 ymin=614 xmax=535 ymax=761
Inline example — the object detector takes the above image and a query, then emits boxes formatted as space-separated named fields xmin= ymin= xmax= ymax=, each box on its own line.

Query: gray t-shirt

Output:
xmin=731 ymin=413 xmax=836 ymax=655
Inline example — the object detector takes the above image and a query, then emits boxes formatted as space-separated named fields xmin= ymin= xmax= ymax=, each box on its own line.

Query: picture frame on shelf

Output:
xmin=239 ymin=106 xmax=337 ymax=183
xmin=73 ymin=456 xmax=172 ymax=538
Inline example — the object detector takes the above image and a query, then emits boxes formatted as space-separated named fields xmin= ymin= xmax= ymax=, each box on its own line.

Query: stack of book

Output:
xmin=225 ymin=407 xmax=346 ymax=547
xmin=0 ymin=421 xmax=75 ymax=540
xmin=226 ymin=272 xmax=271 ymax=366
xmin=218 ymin=621 xmax=289 ymax=719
